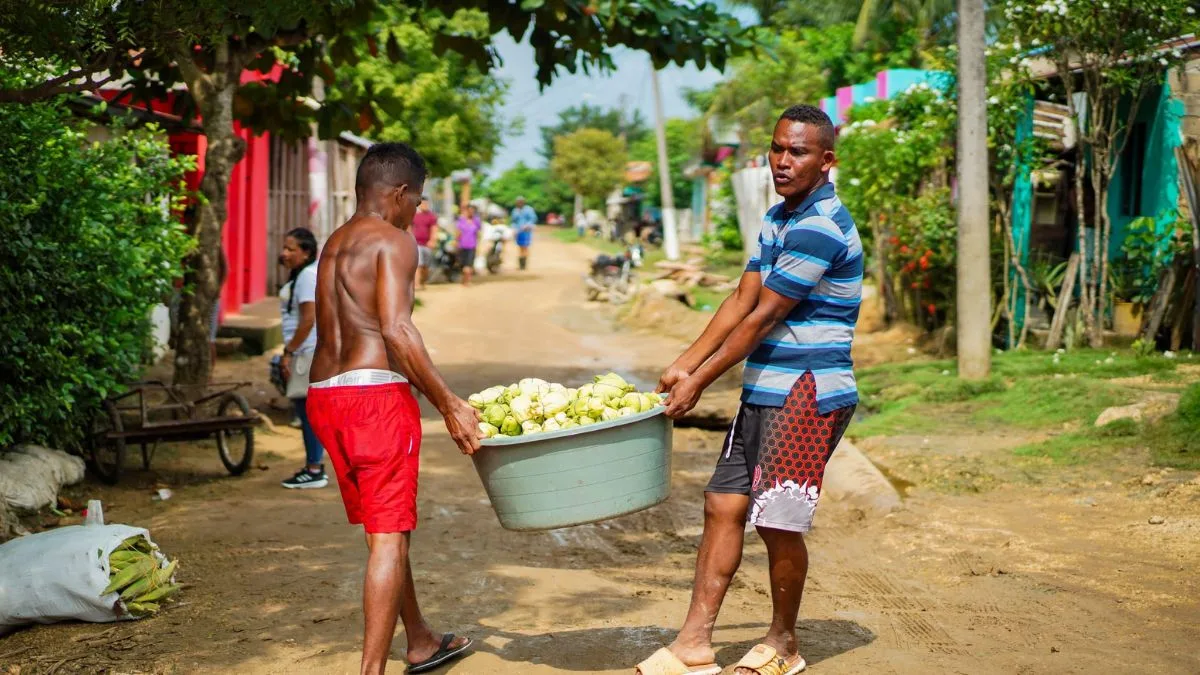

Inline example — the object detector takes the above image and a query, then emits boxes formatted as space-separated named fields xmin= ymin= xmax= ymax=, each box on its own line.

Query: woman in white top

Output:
xmin=278 ymin=228 xmax=327 ymax=489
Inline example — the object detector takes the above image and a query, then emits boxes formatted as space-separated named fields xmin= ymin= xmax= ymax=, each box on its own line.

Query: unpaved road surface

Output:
xmin=5 ymin=233 xmax=1200 ymax=674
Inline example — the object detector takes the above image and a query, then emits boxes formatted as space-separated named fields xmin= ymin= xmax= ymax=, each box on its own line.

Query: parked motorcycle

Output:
xmin=483 ymin=221 xmax=511 ymax=275
xmin=584 ymin=241 xmax=644 ymax=303
xmin=428 ymin=232 xmax=463 ymax=284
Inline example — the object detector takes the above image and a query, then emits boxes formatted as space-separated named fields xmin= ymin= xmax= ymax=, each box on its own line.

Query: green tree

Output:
xmin=771 ymin=0 xmax=956 ymax=49
xmin=551 ymin=128 xmax=628 ymax=204
xmin=0 ymin=96 xmax=193 ymax=449
xmin=0 ymin=0 xmax=755 ymax=385
xmin=629 ymin=118 xmax=700 ymax=208
xmin=539 ymin=103 xmax=649 ymax=162
xmin=485 ymin=161 xmax=574 ymax=215
xmin=331 ymin=8 xmax=507 ymax=174
xmin=701 ymin=31 xmax=827 ymax=149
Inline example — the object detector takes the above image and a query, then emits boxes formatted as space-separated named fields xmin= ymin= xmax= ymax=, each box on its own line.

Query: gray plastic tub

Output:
xmin=471 ymin=407 xmax=673 ymax=531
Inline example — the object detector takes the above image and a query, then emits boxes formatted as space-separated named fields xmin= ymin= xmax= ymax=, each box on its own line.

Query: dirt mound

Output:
xmin=619 ymin=288 xmax=713 ymax=345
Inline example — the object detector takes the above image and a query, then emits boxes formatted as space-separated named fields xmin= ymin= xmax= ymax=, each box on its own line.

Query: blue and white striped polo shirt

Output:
xmin=743 ymin=182 xmax=863 ymax=414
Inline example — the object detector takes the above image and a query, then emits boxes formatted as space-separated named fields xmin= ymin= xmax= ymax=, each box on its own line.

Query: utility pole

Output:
xmin=650 ymin=61 xmax=680 ymax=261
xmin=956 ymin=0 xmax=991 ymax=378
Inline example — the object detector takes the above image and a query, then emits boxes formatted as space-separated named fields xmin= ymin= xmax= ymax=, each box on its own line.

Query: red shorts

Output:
xmin=306 ymin=383 xmax=422 ymax=533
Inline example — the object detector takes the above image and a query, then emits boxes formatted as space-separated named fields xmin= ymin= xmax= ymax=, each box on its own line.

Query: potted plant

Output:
xmin=1110 ymin=264 xmax=1143 ymax=336
xmin=1111 ymin=216 xmax=1160 ymax=336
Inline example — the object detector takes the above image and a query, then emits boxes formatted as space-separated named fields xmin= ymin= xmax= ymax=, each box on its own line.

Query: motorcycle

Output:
xmin=428 ymin=232 xmax=463 ymax=284
xmin=483 ymin=221 xmax=511 ymax=275
xmin=584 ymin=241 xmax=644 ymax=303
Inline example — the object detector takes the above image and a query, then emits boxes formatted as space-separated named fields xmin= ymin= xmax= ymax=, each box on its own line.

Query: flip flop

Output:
xmin=406 ymin=633 xmax=473 ymax=674
xmin=634 ymin=647 xmax=722 ymax=675
xmin=733 ymin=644 xmax=805 ymax=675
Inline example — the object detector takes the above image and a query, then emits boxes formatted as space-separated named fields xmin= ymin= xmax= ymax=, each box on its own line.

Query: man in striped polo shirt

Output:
xmin=636 ymin=105 xmax=861 ymax=675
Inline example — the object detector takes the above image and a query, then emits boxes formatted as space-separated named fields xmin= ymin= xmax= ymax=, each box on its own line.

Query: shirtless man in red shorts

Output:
xmin=306 ymin=142 xmax=480 ymax=675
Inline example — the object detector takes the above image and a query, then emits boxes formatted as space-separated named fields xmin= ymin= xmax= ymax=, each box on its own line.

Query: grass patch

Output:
xmin=849 ymin=398 xmax=947 ymax=437
xmin=990 ymin=348 xmax=1181 ymax=379
xmin=970 ymin=377 xmax=1134 ymax=429
xmin=923 ymin=375 xmax=1008 ymax=403
xmin=853 ymin=348 xmax=1189 ymax=440
xmin=1011 ymin=431 xmax=1131 ymax=465
xmin=691 ymin=287 xmax=731 ymax=312
xmin=1012 ymin=395 xmax=1200 ymax=470
xmin=702 ymin=248 xmax=747 ymax=280
xmin=1144 ymin=384 xmax=1200 ymax=469
xmin=1146 ymin=416 xmax=1200 ymax=469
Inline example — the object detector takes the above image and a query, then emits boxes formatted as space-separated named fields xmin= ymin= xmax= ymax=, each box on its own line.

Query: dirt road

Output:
xmin=7 ymin=233 xmax=1200 ymax=674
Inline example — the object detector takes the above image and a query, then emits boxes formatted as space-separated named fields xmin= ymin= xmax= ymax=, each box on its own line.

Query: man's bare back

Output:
xmin=310 ymin=214 xmax=416 ymax=382
xmin=311 ymin=210 xmax=479 ymax=455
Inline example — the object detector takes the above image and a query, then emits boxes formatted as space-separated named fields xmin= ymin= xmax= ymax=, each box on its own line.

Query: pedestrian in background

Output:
xmin=455 ymin=205 xmax=481 ymax=287
xmin=277 ymin=227 xmax=327 ymax=489
xmin=511 ymin=196 xmax=537 ymax=271
xmin=411 ymin=197 xmax=438 ymax=290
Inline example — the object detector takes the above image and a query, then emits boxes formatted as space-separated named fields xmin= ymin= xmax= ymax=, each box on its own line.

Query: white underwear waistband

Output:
xmin=309 ymin=369 xmax=408 ymax=389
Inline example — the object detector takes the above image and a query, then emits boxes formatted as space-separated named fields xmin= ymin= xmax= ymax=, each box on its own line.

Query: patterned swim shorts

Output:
xmin=706 ymin=372 xmax=855 ymax=533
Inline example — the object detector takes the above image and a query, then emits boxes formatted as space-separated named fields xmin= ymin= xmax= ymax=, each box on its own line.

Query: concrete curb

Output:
xmin=823 ymin=439 xmax=903 ymax=516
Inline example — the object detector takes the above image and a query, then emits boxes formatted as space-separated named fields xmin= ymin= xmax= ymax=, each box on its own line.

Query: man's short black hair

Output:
xmin=356 ymin=142 xmax=427 ymax=194
xmin=779 ymin=104 xmax=836 ymax=150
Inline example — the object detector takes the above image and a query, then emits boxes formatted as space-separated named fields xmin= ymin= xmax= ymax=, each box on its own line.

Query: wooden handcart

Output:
xmin=86 ymin=380 xmax=259 ymax=484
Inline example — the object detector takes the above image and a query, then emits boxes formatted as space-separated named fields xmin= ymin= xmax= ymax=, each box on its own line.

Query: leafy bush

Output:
xmin=922 ymin=376 xmax=1008 ymax=403
xmin=705 ymin=161 xmax=742 ymax=251
xmin=0 ymin=99 xmax=193 ymax=449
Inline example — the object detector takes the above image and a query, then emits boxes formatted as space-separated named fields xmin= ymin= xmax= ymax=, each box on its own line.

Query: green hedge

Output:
xmin=0 ymin=99 xmax=193 ymax=449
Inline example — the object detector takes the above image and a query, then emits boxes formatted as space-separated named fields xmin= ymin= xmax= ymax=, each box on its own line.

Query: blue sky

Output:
xmin=486 ymin=5 xmax=757 ymax=177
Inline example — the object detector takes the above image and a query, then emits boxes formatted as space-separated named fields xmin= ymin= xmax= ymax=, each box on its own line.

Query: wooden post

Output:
xmin=1173 ymin=146 xmax=1200 ymax=351
xmin=1171 ymin=267 xmax=1196 ymax=351
xmin=1141 ymin=264 xmax=1178 ymax=345
xmin=1046 ymin=253 xmax=1081 ymax=350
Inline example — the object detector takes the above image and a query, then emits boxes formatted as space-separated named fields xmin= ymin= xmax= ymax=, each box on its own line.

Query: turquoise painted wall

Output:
xmin=883 ymin=69 xmax=942 ymax=97
xmin=851 ymin=82 xmax=877 ymax=105
xmin=1009 ymin=96 xmax=1036 ymax=334
xmin=1106 ymin=83 xmax=1183 ymax=258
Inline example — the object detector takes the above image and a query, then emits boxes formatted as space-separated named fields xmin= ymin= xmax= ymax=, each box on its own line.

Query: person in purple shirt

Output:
xmin=455 ymin=205 xmax=481 ymax=287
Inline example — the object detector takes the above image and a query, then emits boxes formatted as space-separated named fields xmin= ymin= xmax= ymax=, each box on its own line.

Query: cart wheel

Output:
xmin=88 ymin=400 xmax=126 ymax=485
xmin=216 ymin=392 xmax=255 ymax=476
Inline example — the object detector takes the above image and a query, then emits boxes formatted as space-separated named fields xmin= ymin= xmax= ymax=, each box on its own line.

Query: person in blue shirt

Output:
xmin=635 ymin=104 xmax=862 ymax=675
xmin=510 ymin=196 xmax=537 ymax=270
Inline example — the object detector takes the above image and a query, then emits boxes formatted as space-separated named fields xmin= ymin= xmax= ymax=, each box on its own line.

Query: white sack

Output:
xmin=0 ymin=524 xmax=166 ymax=635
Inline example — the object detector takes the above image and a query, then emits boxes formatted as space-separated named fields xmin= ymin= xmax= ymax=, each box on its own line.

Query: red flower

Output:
xmin=910 ymin=282 xmax=919 ymax=289
xmin=923 ymin=278 xmax=932 ymax=289
xmin=889 ymin=236 xmax=900 ymax=246
xmin=900 ymin=245 xmax=911 ymax=254
xmin=919 ymin=258 xmax=930 ymax=271
xmin=927 ymin=303 xmax=937 ymax=315
xmin=925 ymin=249 xmax=934 ymax=258
xmin=903 ymin=262 xmax=916 ymax=273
